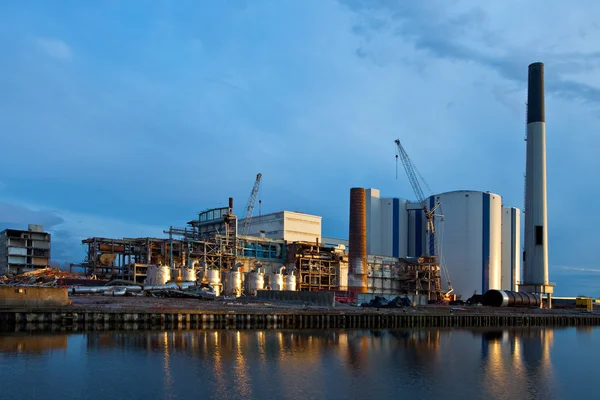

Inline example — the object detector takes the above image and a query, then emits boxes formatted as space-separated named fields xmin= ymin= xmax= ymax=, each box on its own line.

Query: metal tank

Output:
xmin=146 ymin=265 xmax=171 ymax=286
xmin=223 ymin=270 xmax=244 ymax=297
xmin=182 ymin=267 xmax=196 ymax=282
xmin=284 ymin=273 xmax=297 ymax=291
xmin=268 ymin=273 xmax=285 ymax=291
xmin=483 ymin=290 xmax=541 ymax=307
xmin=428 ymin=190 xmax=502 ymax=298
xmin=246 ymin=270 xmax=265 ymax=296
xmin=207 ymin=269 xmax=222 ymax=296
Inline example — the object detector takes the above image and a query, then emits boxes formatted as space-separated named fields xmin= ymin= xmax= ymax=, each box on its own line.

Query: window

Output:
xmin=535 ymin=226 xmax=543 ymax=246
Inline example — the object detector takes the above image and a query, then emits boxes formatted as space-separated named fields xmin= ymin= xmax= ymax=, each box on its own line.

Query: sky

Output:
xmin=1 ymin=0 xmax=599 ymax=296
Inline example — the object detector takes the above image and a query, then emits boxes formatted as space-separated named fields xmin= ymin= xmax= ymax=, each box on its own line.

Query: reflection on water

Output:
xmin=0 ymin=327 xmax=595 ymax=400
xmin=0 ymin=334 xmax=67 ymax=355
xmin=480 ymin=329 xmax=554 ymax=399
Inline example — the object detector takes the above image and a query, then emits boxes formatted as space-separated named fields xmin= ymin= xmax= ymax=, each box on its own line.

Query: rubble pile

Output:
xmin=0 ymin=268 xmax=88 ymax=287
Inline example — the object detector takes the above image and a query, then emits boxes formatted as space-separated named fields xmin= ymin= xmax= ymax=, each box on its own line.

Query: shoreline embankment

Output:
xmin=1 ymin=296 xmax=599 ymax=333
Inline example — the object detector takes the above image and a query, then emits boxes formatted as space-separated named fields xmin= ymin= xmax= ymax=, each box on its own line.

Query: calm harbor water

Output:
xmin=0 ymin=327 xmax=596 ymax=400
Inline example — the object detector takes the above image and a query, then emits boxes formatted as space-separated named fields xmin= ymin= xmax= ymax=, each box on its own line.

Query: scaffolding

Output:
xmin=80 ymin=204 xmax=291 ymax=282
xmin=287 ymin=242 xmax=344 ymax=292
xmin=366 ymin=255 xmax=442 ymax=301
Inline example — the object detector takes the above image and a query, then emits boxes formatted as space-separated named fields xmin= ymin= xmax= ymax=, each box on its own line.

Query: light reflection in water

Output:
xmin=480 ymin=328 xmax=556 ymax=399
xmin=162 ymin=332 xmax=172 ymax=400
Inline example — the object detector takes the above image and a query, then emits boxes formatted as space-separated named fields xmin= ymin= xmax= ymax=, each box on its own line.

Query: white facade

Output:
xmin=239 ymin=211 xmax=321 ymax=243
xmin=366 ymin=189 xmax=409 ymax=258
xmin=501 ymin=207 xmax=521 ymax=291
xmin=429 ymin=191 xmax=503 ymax=298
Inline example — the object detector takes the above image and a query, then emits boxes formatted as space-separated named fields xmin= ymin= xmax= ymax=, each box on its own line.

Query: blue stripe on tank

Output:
xmin=482 ymin=193 xmax=491 ymax=293
xmin=393 ymin=199 xmax=399 ymax=257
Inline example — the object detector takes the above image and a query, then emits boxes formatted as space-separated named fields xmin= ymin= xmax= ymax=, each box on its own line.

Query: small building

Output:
xmin=0 ymin=224 xmax=51 ymax=275
xmin=239 ymin=211 xmax=322 ymax=243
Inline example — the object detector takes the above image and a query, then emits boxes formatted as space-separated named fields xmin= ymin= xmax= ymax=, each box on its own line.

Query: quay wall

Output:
xmin=1 ymin=308 xmax=600 ymax=332
xmin=0 ymin=287 xmax=68 ymax=308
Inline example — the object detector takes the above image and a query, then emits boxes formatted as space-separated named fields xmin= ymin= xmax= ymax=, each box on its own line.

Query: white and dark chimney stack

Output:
xmin=522 ymin=62 xmax=554 ymax=307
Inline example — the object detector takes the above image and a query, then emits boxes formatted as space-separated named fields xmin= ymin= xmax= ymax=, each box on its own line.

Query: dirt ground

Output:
xmin=65 ymin=295 xmax=600 ymax=316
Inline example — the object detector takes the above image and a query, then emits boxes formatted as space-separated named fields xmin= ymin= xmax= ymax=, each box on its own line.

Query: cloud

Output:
xmin=0 ymin=199 xmax=164 ymax=263
xmin=0 ymin=201 xmax=64 ymax=228
xmin=35 ymin=37 xmax=72 ymax=60
xmin=340 ymin=0 xmax=600 ymax=104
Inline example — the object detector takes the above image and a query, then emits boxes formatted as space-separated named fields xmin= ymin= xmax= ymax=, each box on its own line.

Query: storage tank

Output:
xmin=429 ymin=191 xmax=502 ymax=298
xmin=223 ymin=270 xmax=244 ymax=297
xmin=207 ymin=269 xmax=222 ymax=296
xmin=268 ymin=273 xmax=285 ymax=291
xmin=284 ymin=273 xmax=297 ymax=291
xmin=146 ymin=265 xmax=171 ymax=286
xmin=246 ymin=270 xmax=265 ymax=296
xmin=182 ymin=267 xmax=196 ymax=282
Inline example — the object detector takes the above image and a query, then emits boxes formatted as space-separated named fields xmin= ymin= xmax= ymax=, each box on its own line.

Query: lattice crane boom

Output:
xmin=241 ymin=173 xmax=262 ymax=236
xmin=395 ymin=139 xmax=427 ymax=206
xmin=394 ymin=139 xmax=453 ymax=297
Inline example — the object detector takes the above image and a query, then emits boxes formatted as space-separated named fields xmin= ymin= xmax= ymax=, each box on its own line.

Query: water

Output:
xmin=0 ymin=327 xmax=597 ymax=400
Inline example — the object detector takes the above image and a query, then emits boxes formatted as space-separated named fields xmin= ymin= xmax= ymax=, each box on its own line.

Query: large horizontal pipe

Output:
xmin=483 ymin=290 xmax=541 ymax=307
xmin=71 ymin=285 xmax=143 ymax=294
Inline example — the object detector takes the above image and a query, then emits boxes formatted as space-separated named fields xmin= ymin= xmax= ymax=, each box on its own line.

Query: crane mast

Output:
xmin=394 ymin=139 xmax=437 ymax=254
xmin=394 ymin=139 xmax=453 ymax=297
xmin=241 ymin=173 xmax=262 ymax=236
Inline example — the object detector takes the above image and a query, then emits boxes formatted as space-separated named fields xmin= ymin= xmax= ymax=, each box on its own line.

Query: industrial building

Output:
xmin=238 ymin=211 xmax=322 ymax=243
xmin=75 ymin=193 xmax=443 ymax=302
xmin=0 ymin=224 xmax=51 ymax=275
xmin=361 ymin=188 xmax=521 ymax=299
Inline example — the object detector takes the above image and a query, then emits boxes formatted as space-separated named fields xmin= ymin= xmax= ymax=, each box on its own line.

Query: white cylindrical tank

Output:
xmin=206 ymin=269 xmax=222 ymax=296
xmin=246 ymin=271 xmax=265 ymax=296
xmin=182 ymin=267 xmax=196 ymax=282
xmin=146 ymin=265 xmax=171 ymax=286
xmin=268 ymin=273 xmax=285 ymax=291
xmin=284 ymin=274 xmax=297 ymax=291
xmin=429 ymin=190 xmax=502 ymax=298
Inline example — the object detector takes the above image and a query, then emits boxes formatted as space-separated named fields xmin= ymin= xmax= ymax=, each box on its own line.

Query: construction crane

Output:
xmin=241 ymin=173 xmax=262 ymax=236
xmin=394 ymin=139 xmax=454 ymax=298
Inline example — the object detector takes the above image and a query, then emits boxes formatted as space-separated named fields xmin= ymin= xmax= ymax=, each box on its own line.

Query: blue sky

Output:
xmin=1 ymin=0 xmax=599 ymax=295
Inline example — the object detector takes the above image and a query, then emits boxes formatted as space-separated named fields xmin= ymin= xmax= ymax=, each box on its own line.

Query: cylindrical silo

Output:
xmin=429 ymin=190 xmax=502 ymax=298
xmin=349 ymin=188 xmax=368 ymax=294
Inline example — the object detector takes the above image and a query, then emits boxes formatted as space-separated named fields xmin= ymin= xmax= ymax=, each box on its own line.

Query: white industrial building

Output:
xmin=365 ymin=188 xmax=521 ymax=299
xmin=365 ymin=189 xmax=409 ymax=258
xmin=239 ymin=211 xmax=322 ymax=243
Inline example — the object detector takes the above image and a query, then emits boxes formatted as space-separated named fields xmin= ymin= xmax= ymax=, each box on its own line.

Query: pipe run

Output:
xmin=483 ymin=290 xmax=541 ymax=307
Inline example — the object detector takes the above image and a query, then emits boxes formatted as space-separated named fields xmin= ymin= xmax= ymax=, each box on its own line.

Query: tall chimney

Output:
xmin=348 ymin=188 xmax=368 ymax=295
xmin=522 ymin=62 xmax=554 ymax=307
